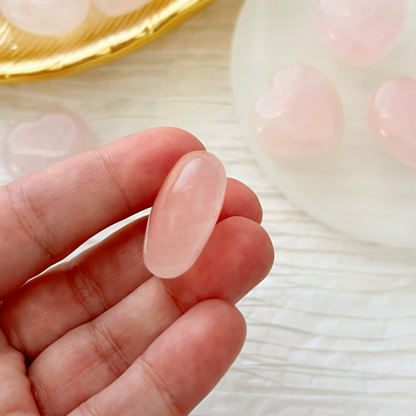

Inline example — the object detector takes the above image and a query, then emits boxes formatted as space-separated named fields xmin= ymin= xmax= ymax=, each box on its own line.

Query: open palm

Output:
xmin=0 ymin=128 xmax=274 ymax=416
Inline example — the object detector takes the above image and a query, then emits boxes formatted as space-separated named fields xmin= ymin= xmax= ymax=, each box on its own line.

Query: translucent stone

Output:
xmin=144 ymin=151 xmax=227 ymax=279
xmin=367 ymin=76 xmax=416 ymax=167
xmin=251 ymin=65 xmax=344 ymax=159
xmin=318 ymin=0 xmax=406 ymax=66
xmin=1 ymin=109 xmax=95 ymax=179
xmin=0 ymin=0 xmax=91 ymax=36
xmin=92 ymin=0 xmax=152 ymax=17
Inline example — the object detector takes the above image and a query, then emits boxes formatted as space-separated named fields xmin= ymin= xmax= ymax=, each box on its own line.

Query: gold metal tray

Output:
xmin=0 ymin=0 xmax=215 ymax=84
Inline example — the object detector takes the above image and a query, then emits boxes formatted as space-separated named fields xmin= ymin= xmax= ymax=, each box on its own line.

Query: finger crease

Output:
xmin=77 ymin=400 xmax=101 ymax=416
xmin=88 ymin=321 xmax=131 ymax=379
xmin=93 ymin=150 xmax=135 ymax=214
xmin=140 ymin=356 xmax=184 ymax=416
xmin=66 ymin=262 xmax=109 ymax=320
xmin=0 ymin=307 xmax=27 ymax=360
xmin=161 ymin=281 xmax=188 ymax=317
xmin=5 ymin=183 xmax=59 ymax=261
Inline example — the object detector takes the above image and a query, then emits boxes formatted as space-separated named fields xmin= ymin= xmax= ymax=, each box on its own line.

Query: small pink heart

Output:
xmin=368 ymin=76 xmax=416 ymax=167
xmin=2 ymin=109 xmax=95 ymax=179
xmin=251 ymin=65 xmax=344 ymax=159
xmin=318 ymin=0 xmax=406 ymax=66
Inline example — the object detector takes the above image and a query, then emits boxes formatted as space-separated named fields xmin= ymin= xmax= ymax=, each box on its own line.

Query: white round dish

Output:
xmin=231 ymin=0 xmax=416 ymax=248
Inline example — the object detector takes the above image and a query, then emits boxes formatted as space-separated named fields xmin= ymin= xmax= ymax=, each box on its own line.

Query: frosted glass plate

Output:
xmin=231 ymin=0 xmax=416 ymax=248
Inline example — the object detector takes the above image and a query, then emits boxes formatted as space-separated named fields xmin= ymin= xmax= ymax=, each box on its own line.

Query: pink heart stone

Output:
xmin=318 ymin=0 xmax=406 ymax=66
xmin=144 ymin=151 xmax=227 ymax=279
xmin=2 ymin=109 xmax=95 ymax=179
xmin=0 ymin=0 xmax=91 ymax=36
xmin=367 ymin=76 xmax=416 ymax=167
xmin=251 ymin=65 xmax=344 ymax=159
xmin=92 ymin=0 xmax=152 ymax=17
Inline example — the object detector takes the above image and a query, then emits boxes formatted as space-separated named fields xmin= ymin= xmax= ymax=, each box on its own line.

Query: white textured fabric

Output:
xmin=1 ymin=1 xmax=415 ymax=415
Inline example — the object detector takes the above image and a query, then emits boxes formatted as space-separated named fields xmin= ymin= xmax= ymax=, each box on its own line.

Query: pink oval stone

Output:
xmin=252 ymin=65 xmax=344 ymax=159
xmin=1 ymin=109 xmax=95 ymax=179
xmin=318 ymin=0 xmax=406 ymax=66
xmin=367 ymin=76 xmax=416 ymax=167
xmin=92 ymin=0 xmax=151 ymax=17
xmin=0 ymin=0 xmax=91 ymax=36
xmin=144 ymin=151 xmax=227 ymax=279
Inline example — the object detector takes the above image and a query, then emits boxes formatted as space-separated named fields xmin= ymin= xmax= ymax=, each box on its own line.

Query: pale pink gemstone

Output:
xmin=318 ymin=0 xmax=406 ymax=66
xmin=367 ymin=76 xmax=416 ymax=167
xmin=1 ymin=109 xmax=95 ymax=179
xmin=144 ymin=151 xmax=227 ymax=279
xmin=92 ymin=0 xmax=152 ymax=17
xmin=252 ymin=65 xmax=344 ymax=159
xmin=0 ymin=0 xmax=91 ymax=36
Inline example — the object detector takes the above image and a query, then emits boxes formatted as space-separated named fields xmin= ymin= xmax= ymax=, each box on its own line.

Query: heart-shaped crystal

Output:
xmin=251 ymin=65 xmax=344 ymax=159
xmin=368 ymin=76 xmax=416 ymax=167
xmin=318 ymin=0 xmax=406 ymax=66
xmin=2 ymin=109 xmax=95 ymax=179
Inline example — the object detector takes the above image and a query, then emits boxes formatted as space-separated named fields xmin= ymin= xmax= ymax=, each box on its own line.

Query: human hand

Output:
xmin=0 ymin=128 xmax=274 ymax=416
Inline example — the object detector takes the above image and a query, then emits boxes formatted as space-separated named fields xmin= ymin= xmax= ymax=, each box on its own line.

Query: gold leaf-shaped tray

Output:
xmin=0 ymin=0 xmax=215 ymax=84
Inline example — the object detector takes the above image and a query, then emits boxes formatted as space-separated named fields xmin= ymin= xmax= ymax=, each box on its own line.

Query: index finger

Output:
xmin=0 ymin=128 xmax=204 ymax=300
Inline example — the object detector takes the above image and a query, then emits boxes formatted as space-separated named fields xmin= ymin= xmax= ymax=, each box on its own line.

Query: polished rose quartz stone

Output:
xmin=367 ymin=76 xmax=416 ymax=167
xmin=318 ymin=0 xmax=406 ymax=66
xmin=1 ymin=109 xmax=95 ymax=179
xmin=92 ymin=0 xmax=152 ymax=17
xmin=252 ymin=65 xmax=344 ymax=159
xmin=144 ymin=151 xmax=227 ymax=279
xmin=0 ymin=0 xmax=91 ymax=36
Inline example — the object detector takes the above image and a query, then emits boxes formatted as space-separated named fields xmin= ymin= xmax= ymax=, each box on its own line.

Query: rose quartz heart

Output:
xmin=0 ymin=0 xmax=91 ymax=36
xmin=367 ymin=76 xmax=416 ymax=167
xmin=251 ymin=65 xmax=344 ymax=159
xmin=92 ymin=0 xmax=152 ymax=17
xmin=318 ymin=0 xmax=406 ymax=66
xmin=144 ymin=151 xmax=227 ymax=279
xmin=2 ymin=110 xmax=95 ymax=179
